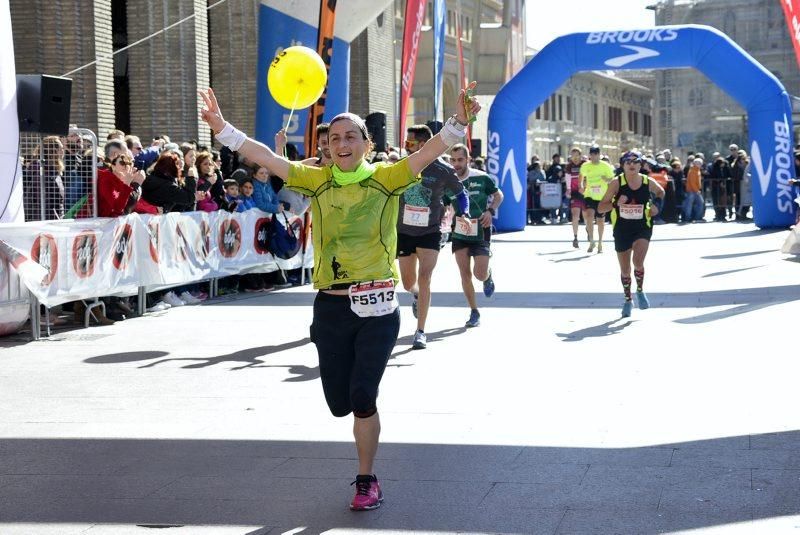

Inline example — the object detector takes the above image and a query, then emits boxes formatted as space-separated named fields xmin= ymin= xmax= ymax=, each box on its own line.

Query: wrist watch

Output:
xmin=485 ymin=207 xmax=496 ymax=216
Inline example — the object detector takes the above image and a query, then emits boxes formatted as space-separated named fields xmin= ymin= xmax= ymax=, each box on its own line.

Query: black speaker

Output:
xmin=16 ymin=74 xmax=72 ymax=135
xmin=470 ymin=138 xmax=482 ymax=158
xmin=364 ymin=111 xmax=387 ymax=153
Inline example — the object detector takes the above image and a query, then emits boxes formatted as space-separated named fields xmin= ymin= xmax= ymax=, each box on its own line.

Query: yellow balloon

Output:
xmin=268 ymin=46 xmax=328 ymax=110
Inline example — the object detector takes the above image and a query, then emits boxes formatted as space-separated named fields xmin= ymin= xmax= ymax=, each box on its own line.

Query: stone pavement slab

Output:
xmin=1 ymin=221 xmax=799 ymax=534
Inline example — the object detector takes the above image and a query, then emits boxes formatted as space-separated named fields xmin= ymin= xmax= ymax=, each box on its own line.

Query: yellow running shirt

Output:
xmin=580 ymin=160 xmax=616 ymax=200
xmin=286 ymin=158 xmax=419 ymax=289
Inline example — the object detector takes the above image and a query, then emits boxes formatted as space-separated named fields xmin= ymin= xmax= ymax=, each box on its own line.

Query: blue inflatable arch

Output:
xmin=487 ymin=24 xmax=796 ymax=231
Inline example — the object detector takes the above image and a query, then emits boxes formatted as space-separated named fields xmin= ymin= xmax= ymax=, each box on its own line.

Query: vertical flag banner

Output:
xmin=456 ymin=18 xmax=471 ymax=142
xmin=432 ymin=0 xmax=446 ymax=122
xmin=780 ymin=0 xmax=800 ymax=70
xmin=305 ymin=0 xmax=337 ymax=157
xmin=0 ymin=0 xmax=24 ymax=222
xmin=399 ymin=0 xmax=429 ymax=145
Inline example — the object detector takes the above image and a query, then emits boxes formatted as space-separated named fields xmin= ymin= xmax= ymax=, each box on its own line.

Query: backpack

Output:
xmin=268 ymin=212 xmax=301 ymax=259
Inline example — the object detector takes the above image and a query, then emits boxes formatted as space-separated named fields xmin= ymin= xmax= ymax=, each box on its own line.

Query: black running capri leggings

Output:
xmin=309 ymin=291 xmax=401 ymax=418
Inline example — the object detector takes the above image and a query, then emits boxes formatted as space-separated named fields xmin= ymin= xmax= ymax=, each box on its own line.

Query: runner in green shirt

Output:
xmin=448 ymin=143 xmax=504 ymax=328
xmin=579 ymin=145 xmax=615 ymax=253
xmin=200 ymin=84 xmax=481 ymax=512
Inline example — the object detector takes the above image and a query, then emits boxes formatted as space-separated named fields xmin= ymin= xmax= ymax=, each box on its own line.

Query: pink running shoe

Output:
xmin=350 ymin=474 xmax=383 ymax=511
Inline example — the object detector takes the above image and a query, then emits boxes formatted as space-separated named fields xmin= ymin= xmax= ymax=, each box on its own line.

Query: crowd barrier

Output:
xmin=0 ymin=209 xmax=313 ymax=338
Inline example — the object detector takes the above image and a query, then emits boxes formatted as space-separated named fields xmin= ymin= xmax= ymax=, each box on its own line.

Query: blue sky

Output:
xmin=526 ymin=0 xmax=657 ymax=50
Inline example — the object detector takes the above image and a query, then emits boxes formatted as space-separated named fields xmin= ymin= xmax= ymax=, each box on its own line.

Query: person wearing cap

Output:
xmin=579 ymin=145 xmax=615 ymax=253
xmin=200 ymin=85 xmax=481 ymax=511
xmin=598 ymin=151 xmax=665 ymax=318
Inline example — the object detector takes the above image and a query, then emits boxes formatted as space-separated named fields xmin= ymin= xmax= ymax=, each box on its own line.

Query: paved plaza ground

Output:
xmin=1 ymin=220 xmax=799 ymax=534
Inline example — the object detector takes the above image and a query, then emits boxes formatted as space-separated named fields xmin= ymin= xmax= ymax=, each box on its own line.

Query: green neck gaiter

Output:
xmin=331 ymin=160 xmax=376 ymax=186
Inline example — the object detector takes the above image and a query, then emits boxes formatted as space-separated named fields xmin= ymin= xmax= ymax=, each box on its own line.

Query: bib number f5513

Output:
xmin=348 ymin=280 xmax=398 ymax=317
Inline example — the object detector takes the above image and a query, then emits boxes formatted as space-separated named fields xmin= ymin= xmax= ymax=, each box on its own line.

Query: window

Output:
xmin=566 ymin=96 xmax=573 ymax=122
xmin=543 ymin=101 xmax=549 ymax=121
xmin=558 ymin=95 xmax=563 ymax=121
xmin=643 ymin=114 xmax=652 ymax=137
xmin=608 ymin=107 xmax=622 ymax=132
xmin=688 ymin=88 xmax=704 ymax=107
xmin=593 ymin=103 xmax=598 ymax=129
xmin=550 ymin=95 xmax=556 ymax=120
xmin=535 ymin=106 xmax=541 ymax=120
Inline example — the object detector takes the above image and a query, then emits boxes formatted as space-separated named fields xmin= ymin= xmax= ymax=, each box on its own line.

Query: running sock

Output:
xmin=621 ymin=275 xmax=632 ymax=301
xmin=634 ymin=269 xmax=644 ymax=292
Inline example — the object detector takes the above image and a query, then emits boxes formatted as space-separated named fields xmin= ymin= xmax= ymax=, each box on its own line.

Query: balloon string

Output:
xmin=283 ymin=89 xmax=301 ymax=158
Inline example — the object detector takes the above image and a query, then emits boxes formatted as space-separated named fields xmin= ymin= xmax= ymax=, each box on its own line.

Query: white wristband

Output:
xmin=441 ymin=116 xmax=467 ymax=147
xmin=215 ymin=122 xmax=247 ymax=151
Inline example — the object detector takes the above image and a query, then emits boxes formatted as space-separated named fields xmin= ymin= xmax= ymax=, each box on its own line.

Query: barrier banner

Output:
xmin=304 ymin=0 xmax=338 ymax=156
xmin=398 ymin=0 xmax=428 ymax=145
xmin=781 ymin=0 xmax=800 ymax=70
xmin=0 ymin=210 xmax=313 ymax=308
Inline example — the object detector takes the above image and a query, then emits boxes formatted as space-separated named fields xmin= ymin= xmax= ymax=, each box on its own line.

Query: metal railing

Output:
xmin=21 ymin=127 xmax=98 ymax=222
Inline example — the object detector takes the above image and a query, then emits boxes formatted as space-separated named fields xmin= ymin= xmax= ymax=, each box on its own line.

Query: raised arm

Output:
xmin=199 ymin=88 xmax=291 ymax=179
xmin=407 ymin=82 xmax=481 ymax=176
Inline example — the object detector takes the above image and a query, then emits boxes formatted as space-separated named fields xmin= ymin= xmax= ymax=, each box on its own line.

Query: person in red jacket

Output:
xmin=97 ymin=154 xmax=145 ymax=217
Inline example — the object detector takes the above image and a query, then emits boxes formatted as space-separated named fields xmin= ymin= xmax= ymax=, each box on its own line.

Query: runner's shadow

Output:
xmin=135 ymin=338 xmax=311 ymax=370
xmin=391 ymin=326 xmax=467 ymax=357
xmin=702 ymin=249 xmax=776 ymax=260
xmin=551 ymin=254 xmax=591 ymax=262
xmin=537 ymin=250 xmax=573 ymax=256
xmin=702 ymin=265 xmax=765 ymax=278
xmin=85 ymin=351 xmax=169 ymax=364
xmin=556 ymin=320 xmax=634 ymax=342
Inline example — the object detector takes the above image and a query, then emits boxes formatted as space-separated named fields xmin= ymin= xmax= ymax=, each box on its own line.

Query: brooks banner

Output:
xmin=399 ymin=0 xmax=428 ymax=145
xmin=781 ymin=0 xmax=800 ymax=70
xmin=305 ymin=0 xmax=338 ymax=156
xmin=0 ymin=211 xmax=312 ymax=308
xmin=488 ymin=25 xmax=795 ymax=230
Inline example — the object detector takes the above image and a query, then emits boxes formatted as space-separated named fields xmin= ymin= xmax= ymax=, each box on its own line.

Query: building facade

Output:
xmin=652 ymin=0 xmax=800 ymax=158
xmin=526 ymin=69 xmax=655 ymax=164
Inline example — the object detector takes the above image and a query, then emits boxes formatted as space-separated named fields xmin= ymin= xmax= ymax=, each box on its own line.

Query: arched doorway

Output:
xmin=487 ymin=25 xmax=795 ymax=231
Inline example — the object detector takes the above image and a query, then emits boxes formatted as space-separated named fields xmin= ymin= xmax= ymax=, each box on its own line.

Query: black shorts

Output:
xmin=309 ymin=292 xmax=400 ymax=418
xmin=584 ymin=198 xmax=601 ymax=212
xmin=613 ymin=225 xmax=653 ymax=252
xmin=397 ymin=231 xmax=442 ymax=257
xmin=452 ymin=238 xmax=492 ymax=257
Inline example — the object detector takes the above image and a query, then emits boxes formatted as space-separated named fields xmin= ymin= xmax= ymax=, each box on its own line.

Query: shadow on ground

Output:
xmin=0 ymin=432 xmax=797 ymax=533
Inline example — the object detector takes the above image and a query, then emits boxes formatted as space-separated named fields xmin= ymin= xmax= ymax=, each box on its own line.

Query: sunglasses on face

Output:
xmin=404 ymin=140 xmax=419 ymax=148
xmin=112 ymin=157 xmax=132 ymax=166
